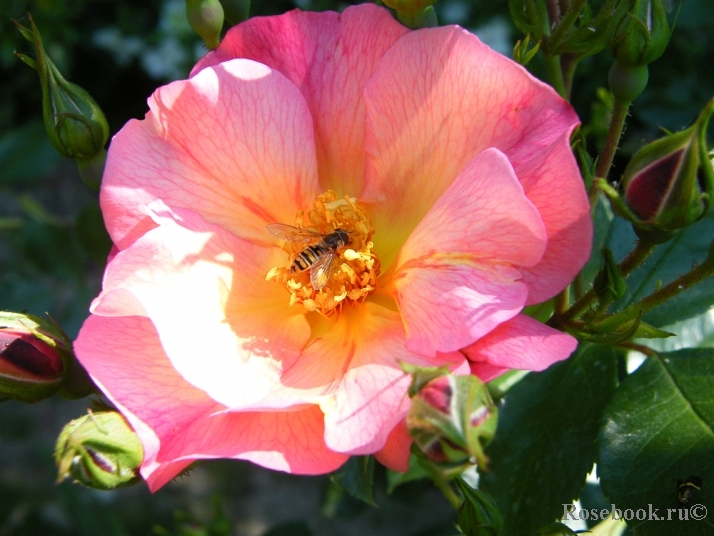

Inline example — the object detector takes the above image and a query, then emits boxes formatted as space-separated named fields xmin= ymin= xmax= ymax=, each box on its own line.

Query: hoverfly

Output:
xmin=265 ymin=224 xmax=349 ymax=291
xmin=677 ymin=475 xmax=702 ymax=505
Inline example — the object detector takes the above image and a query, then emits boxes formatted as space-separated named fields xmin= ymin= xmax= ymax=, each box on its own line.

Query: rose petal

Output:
xmin=75 ymin=315 xmax=347 ymax=492
xmin=463 ymin=314 xmax=577 ymax=380
xmin=258 ymin=301 xmax=466 ymax=454
xmin=362 ymin=25 xmax=587 ymax=301
xmin=193 ymin=4 xmax=408 ymax=196
xmin=374 ymin=420 xmax=412 ymax=472
xmin=102 ymin=59 xmax=320 ymax=250
xmin=92 ymin=204 xmax=310 ymax=409
xmin=388 ymin=263 xmax=528 ymax=357
xmin=391 ymin=148 xmax=547 ymax=269
xmin=509 ymin=133 xmax=593 ymax=303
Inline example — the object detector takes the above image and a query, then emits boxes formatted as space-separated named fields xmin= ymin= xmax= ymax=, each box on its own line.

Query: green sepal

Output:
xmin=401 ymin=362 xmax=451 ymax=397
xmin=55 ymin=411 xmax=143 ymax=490
xmin=13 ymin=16 xmax=110 ymax=164
xmin=455 ymin=479 xmax=504 ymax=536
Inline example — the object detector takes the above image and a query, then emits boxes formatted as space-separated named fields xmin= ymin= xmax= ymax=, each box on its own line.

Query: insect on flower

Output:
xmin=677 ymin=475 xmax=702 ymax=505
xmin=265 ymin=224 xmax=350 ymax=291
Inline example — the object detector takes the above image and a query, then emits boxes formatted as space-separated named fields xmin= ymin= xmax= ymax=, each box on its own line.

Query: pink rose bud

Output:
xmin=186 ymin=0 xmax=225 ymax=50
xmin=55 ymin=411 xmax=143 ymax=490
xmin=619 ymin=98 xmax=714 ymax=243
xmin=407 ymin=373 xmax=497 ymax=468
xmin=0 ymin=311 xmax=94 ymax=402
xmin=0 ymin=326 xmax=65 ymax=403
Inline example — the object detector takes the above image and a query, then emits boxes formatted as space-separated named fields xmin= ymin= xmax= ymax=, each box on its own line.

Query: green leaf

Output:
xmin=386 ymin=454 xmax=431 ymax=494
xmin=331 ymin=456 xmax=377 ymax=506
xmin=638 ymin=309 xmax=714 ymax=351
xmin=480 ymin=344 xmax=618 ymax=536
xmin=607 ymin=209 xmax=714 ymax=327
xmin=597 ymin=349 xmax=714 ymax=535
xmin=456 ymin=479 xmax=504 ymax=536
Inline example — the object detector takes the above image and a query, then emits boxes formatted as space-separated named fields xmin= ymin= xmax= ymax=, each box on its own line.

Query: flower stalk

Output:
xmin=594 ymin=243 xmax=714 ymax=333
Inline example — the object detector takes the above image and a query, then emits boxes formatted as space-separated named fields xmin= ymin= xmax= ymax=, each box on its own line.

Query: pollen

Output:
xmin=266 ymin=191 xmax=380 ymax=317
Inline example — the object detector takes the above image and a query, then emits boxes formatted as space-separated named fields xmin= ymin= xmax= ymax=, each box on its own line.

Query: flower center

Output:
xmin=266 ymin=191 xmax=380 ymax=316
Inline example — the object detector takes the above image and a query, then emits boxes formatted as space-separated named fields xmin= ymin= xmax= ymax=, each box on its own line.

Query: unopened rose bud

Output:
xmin=14 ymin=17 xmax=109 ymax=164
xmin=186 ymin=0 xmax=225 ymax=50
xmin=608 ymin=0 xmax=671 ymax=67
xmin=0 ymin=327 xmax=64 ymax=402
xmin=619 ymin=99 xmax=714 ymax=242
xmin=0 ymin=311 xmax=95 ymax=402
xmin=593 ymin=247 xmax=626 ymax=305
xmin=55 ymin=411 xmax=143 ymax=490
xmin=407 ymin=373 xmax=497 ymax=467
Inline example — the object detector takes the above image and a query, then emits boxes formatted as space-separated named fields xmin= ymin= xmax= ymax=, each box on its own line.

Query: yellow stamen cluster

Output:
xmin=266 ymin=191 xmax=380 ymax=316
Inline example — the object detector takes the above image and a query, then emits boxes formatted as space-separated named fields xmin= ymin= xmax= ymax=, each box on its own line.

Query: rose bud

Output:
xmin=0 ymin=311 xmax=94 ymax=402
xmin=617 ymin=98 xmax=714 ymax=243
xmin=55 ymin=411 xmax=143 ymax=490
xmin=407 ymin=373 xmax=497 ymax=468
xmin=608 ymin=0 xmax=671 ymax=67
xmin=14 ymin=17 xmax=109 ymax=190
xmin=186 ymin=0 xmax=225 ymax=50
xmin=0 ymin=327 xmax=65 ymax=403
xmin=593 ymin=247 xmax=626 ymax=306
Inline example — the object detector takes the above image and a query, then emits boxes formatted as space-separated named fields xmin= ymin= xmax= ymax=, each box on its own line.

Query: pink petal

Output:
xmin=392 ymin=148 xmax=547 ymax=269
xmin=266 ymin=302 xmax=466 ymax=454
xmin=509 ymin=132 xmax=593 ymax=303
xmin=361 ymin=25 xmax=588 ymax=301
xmin=388 ymin=263 xmax=528 ymax=357
xmin=91 ymin=204 xmax=310 ymax=410
xmin=463 ymin=314 xmax=577 ymax=381
xmin=75 ymin=315 xmax=347 ymax=492
xmin=381 ymin=149 xmax=548 ymax=357
xmin=374 ymin=420 xmax=412 ymax=472
xmin=193 ymin=5 xmax=408 ymax=196
xmin=102 ymin=59 xmax=320 ymax=250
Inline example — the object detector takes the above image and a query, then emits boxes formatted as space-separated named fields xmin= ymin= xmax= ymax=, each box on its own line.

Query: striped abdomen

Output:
xmin=290 ymin=244 xmax=330 ymax=273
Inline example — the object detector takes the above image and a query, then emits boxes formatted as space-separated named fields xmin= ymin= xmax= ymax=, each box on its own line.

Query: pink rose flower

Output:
xmin=75 ymin=4 xmax=591 ymax=491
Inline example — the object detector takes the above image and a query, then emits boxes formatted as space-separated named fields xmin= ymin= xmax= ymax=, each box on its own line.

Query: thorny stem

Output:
xmin=553 ymin=241 xmax=656 ymax=324
xmin=588 ymin=97 xmax=630 ymax=211
xmin=554 ymin=284 xmax=570 ymax=315
xmin=595 ymin=257 xmax=714 ymax=333
xmin=545 ymin=0 xmax=561 ymax=26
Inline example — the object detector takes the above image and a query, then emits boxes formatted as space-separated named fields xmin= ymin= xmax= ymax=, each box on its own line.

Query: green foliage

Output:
xmin=330 ymin=456 xmax=377 ymax=506
xmin=598 ymin=349 xmax=714 ymax=535
xmin=480 ymin=344 xmax=619 ymax=536
xmin=608 ymin=210 xmax=714 ymax=327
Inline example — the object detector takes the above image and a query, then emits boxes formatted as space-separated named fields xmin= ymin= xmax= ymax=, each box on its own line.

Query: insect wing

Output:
xmin=265 ymin=223 xmax=322 ymax=244
xmin=310 ymin=250 xmax=337 ymax=290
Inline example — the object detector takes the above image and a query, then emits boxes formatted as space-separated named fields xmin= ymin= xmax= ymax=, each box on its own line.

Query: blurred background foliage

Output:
xmin=0 ymin=0 xmax=712 ymax=534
